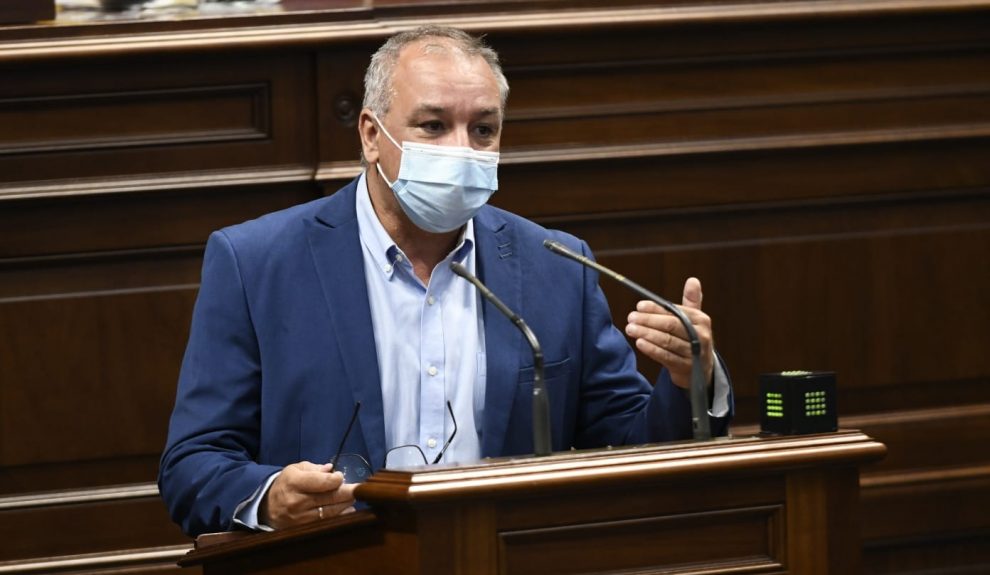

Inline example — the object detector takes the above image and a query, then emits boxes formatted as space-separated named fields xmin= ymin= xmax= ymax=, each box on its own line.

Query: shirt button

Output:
xmin=427 ymin=438 xmax=438 ymax=448
xmin=383 ymin=264 xmax=392 ymax=273
xmin=428 ymin=366 xmax=438 ymax=376
xmin=395 ymin=254 xmax=404 ymax=263
xmin=427 ymin=296 xmax=436 ymax=305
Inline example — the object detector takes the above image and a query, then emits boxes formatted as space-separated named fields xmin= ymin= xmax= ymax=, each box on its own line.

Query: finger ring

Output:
xmin=318 ymin=506 xmax=324 ymax=520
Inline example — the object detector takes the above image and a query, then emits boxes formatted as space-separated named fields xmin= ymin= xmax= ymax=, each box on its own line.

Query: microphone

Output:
xmin=450 ymin=261 xmax=552 ymax=456
xmin=543 ymin=239 xmax=712 ymax=441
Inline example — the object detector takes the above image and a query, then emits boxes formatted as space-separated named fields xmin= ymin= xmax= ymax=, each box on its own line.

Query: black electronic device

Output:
xmin=760 ymin=371 xmax=838 ymax=435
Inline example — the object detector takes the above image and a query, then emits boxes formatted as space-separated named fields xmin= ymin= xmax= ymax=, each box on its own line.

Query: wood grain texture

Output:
xmin=187 ymin=433 xmax=881 ymax=575
xmin=0 ymin=1 xmax=987 ymax=573
xmin=499 ymin=506 xmax=782 ymax=574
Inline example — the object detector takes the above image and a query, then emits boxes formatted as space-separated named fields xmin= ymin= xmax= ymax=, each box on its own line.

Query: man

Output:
xmin=159 ymin=26 xmax=732 ymax=537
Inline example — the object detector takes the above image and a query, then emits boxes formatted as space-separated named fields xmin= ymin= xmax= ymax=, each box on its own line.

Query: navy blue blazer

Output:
xmin=159 ymin=178 xmax=732 ymax=536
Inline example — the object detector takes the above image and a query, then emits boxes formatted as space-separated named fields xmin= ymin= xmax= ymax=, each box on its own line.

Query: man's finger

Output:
xmin=286 ymin=469 xmax=345 ymax=494
xmin=635 ymin=299 xmax=708 ymax=324
xmin=297 ymin=461 xmax=327 ymax=470
xmin=315 ymin=482 xmax=358 ymax=508
xmin=625 ymin=321 xmax=692 ymax=359
xmin=682 ymin=277 xmax=703 ymax=310
xmin=634 ymin=337 xmax=692 ymax=372
xmin=319 ymin=500 xmax=356 ymax=519
xmin=628 ymin=310 xmax=682 ymax=334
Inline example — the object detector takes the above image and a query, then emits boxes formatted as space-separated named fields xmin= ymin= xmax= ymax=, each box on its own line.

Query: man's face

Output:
xmin=364 ymin=39 xmax=503 ymax=184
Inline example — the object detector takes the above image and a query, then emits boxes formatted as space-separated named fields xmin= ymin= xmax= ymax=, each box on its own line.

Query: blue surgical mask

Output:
xmin=372 ymin=115 xmax=499 ymax=233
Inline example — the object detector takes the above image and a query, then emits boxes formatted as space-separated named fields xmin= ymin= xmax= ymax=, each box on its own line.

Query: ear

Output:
xmin=358 ymin=109 xmax=380 ymax=164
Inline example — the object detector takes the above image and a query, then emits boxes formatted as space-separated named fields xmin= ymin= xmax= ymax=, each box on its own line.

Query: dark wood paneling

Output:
xmin=497 ymin=474 xmax=785 ymax=532
xmin=0 ymin=287 xmax=196 ymax=468
xmin=0 ymin=183 xmax=320 ymax=259
xmin=0 ymin=50 xmax=315 ymax=191
xmin=1 ymin=1 xmax=988 ymax=573
xmin=864 ymin=531 xmax=990 ymax=575
xmin=863 ymin=468 xmax=990 ymax=541
xmin=0 ymin=84 xmax=270 ymax=155
xmin=499 ymin=506 xmax=782 ymax=574
xmin=0 ymin=489 xmax=186 ymax=561
xmin=504 ymin=48 xmax=990 ymax=151
xmin=495 ymin=143 xmax=990 ymax=218
xmin=0 ymin=456 xmax=161 ymax=496
xmin=853 ymin=405 xmax=990 ymax=473
xmin=580 ymin=200 xmax=990 ymax=408
xmin=0 ymin=548 xmax=195 ymax=575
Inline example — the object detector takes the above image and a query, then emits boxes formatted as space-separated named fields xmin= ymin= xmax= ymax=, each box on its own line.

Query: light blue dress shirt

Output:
xmin=354 ymin=172 xmax=486 ymax=465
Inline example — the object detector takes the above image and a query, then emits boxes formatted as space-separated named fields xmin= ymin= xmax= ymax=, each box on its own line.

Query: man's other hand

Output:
xmin=624 ymin=277 xmax=715 ymax=390
xmin=259 ymin=461 xmax=357 ymax=529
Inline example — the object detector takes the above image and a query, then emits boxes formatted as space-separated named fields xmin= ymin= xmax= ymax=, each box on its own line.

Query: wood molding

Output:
xmin=356 ymin=430 xmax=885 ymax=504
xmin=508 ymin=83 xmax=990 ymax=123
xmin=0 ymin=545 xmax=191 ymax=574
xmin=0 ymin=483 xmax=158 ymax=511
xmin=1 ymin=0 xmax=989 ymax=61
xmin=0 ymin=166 xmax=313 ymax=201
xmin=498 ymin=505 xmax=785 ymax=575
xmin=502 ymin=125 xmax=990 ymax=164
xmin=0 ymin=83 xmax=271 ymax=156
xmin=862 ymin=463 xmax=990 ymax=489
xmin=185 ymin=510 xmax=378 ymax=563
xmin=840 ymin=403 xmax=990 ymax=429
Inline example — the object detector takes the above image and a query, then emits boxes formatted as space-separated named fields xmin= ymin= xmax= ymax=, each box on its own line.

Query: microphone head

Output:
xmin=449 ymin=261 xmax=469 ymax=278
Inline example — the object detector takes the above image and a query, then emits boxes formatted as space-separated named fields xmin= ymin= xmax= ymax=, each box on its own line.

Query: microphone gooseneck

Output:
xmin=542 ymin=239 xmax=712 ymax=441
xmin=450 ymin=262 xmax=552 ymax=456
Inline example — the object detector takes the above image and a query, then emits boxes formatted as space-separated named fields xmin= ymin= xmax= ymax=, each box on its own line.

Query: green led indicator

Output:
xmin=802 ymin=389 xmax=827 ymax=417
xmin=766 ymin=392 xmax=785 ymax=417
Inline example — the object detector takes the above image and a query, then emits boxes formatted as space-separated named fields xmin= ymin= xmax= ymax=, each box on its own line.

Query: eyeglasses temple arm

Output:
xmin=331 ymin=401 xmax=362 ymax=471
xmin=431 ymin=401 xmax=457 ymax=464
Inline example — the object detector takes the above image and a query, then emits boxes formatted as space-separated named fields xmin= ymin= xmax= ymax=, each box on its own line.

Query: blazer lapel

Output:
xmin=475 ymin=208 xmax=523 ymax=457
xmin=304 ymin=182 xmax=387 ymax=469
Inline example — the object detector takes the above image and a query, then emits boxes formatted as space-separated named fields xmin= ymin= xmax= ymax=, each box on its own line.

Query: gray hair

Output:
xmin=363 ymin=26 xmax=510 ymax=118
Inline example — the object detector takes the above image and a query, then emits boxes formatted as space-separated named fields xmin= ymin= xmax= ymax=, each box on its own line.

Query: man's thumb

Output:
xmin=682 ymin=277 xmax=703 ymax=310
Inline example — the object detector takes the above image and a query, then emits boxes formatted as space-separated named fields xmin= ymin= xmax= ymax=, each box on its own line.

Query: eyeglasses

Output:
xmin=330 ymin=400 xmax=457 ymax=484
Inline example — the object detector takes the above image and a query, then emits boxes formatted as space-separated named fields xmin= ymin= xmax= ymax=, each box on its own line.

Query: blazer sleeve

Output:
xmin=158 ymin=231 xmax=282 ymax=536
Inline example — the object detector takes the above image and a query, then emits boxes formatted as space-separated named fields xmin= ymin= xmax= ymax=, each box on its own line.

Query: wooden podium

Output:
xmin=181 ymin=430 xmax=885 ymax=574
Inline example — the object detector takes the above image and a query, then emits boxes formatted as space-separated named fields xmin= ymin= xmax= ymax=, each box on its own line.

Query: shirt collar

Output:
xmin=355 ymin=171 xmax=475 ymax=280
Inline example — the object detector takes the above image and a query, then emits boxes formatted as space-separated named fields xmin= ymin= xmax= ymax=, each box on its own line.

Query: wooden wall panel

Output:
xmin=0 ymin=184 xmax=320 ymax=259
xmin=0 ymin=50 xmax=316 ymax=199
xmin=0 ymin=289 xmax=196 ymax=466
xmin=0 ymin=490 xmax=187 ymax=561
xmin=503 ymin=50 xmax=990 ymax=151
xmin=1 ymin=1 xmax=988 ymax=573
xmin=578 ymin=206 xmax=990 ymax=401
xmin=0 ymin=84 xmax=270 ymax=154
xmin=499 ymin=506 xmax=782 ymax=575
